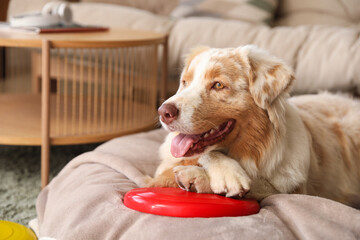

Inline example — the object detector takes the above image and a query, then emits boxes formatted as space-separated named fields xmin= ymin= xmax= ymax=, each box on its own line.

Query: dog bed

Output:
xmin=35 ymin=129 xmax=360 ymax=239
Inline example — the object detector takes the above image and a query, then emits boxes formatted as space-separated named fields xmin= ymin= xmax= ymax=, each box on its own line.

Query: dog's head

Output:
xmin=159 ymin=45 xmax=294 ymax=159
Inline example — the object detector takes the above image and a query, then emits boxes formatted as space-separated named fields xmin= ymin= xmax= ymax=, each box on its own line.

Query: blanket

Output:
xmin=36 ymin=129 xmax=360 ymax=240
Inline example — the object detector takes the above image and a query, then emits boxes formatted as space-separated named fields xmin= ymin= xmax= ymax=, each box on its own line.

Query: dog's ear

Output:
xmin=239 ymin=45 xmax=295 ymax=109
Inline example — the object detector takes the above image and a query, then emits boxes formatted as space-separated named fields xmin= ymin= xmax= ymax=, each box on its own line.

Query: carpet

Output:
xmin=0 ymin=143 xmax=99 ymax=226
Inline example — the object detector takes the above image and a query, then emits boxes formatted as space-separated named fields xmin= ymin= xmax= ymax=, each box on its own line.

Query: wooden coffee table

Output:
xmin=0 ymin=28 xmax=168 ymax=187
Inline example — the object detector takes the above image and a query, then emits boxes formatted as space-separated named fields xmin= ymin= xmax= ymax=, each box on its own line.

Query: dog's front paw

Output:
xmin=208 ymin=166 xmax=250 ymax=198
xmin=173 ymin=165 xmax=212 ymax=193
xmin=199 ymin=152 xmax=251 ymax=198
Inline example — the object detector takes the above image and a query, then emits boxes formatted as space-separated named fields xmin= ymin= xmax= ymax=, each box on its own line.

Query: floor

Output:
xmin=0 ymin=143 xmax=99 ymax=226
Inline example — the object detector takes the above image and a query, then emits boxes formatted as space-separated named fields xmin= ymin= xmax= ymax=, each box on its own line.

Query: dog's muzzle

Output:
xmin=158 ymin=103 xmax=179 ymax=125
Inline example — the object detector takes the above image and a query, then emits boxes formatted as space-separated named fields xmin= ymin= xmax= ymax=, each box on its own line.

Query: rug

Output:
xmin=0 ymin=144 xmax=99 ymax=226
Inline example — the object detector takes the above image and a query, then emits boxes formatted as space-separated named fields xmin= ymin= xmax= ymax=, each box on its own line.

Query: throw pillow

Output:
xmin=171 ymin=0 xmax=278 ymax=25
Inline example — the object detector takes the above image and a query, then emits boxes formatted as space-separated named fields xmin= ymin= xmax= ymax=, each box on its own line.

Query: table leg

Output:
xmin=0 ymin=47 xmax=5 ymax=79
xmin=41 ymin=40 xmax=51 ymax=188
xmin=160 ymin=37 xmax=168 ymax=104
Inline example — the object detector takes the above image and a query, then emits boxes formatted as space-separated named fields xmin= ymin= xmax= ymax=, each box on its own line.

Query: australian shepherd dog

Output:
xmin=147 ymin=45 xmax=360 ymax=207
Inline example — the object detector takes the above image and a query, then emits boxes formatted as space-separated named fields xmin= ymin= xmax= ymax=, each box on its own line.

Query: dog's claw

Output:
xmin=174 ymin=171 xmax=187 ymax=190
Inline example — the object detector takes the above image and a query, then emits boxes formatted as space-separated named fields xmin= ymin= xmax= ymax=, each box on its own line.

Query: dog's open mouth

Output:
xmin=170 ymin=119 xmax=235 ymax=158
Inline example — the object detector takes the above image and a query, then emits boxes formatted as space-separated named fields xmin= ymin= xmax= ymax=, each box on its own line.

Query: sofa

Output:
xmin=7 ymin=0 xmax=360 ymax=96
xmin=5 ymin=0 xmax=360 ymax=239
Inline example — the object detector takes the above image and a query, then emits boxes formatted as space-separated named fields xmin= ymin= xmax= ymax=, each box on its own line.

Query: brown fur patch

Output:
xmin=147 ymin=168 xmax=178 ymax=188
xmin=204 ymin=65 xmax=222 ymax=81
xmin=182 ymin=69 xmax=194 ymax=85
xmin=249 ymin=61 xmax=258 ymax=84
xmin=205 ymin=55 xmax=242 ymax=82
xmin=262 ymin=82 xmax=270 ymax=94
xmin=180 ymin=158 xmax=200 ymax=166
xmin=254 ymin=94 xmax=262 ymax=107
xmin=267 ymin=65 xmax=281 ymax=77
xmin=332 ymin=123 xmax=351 ymax=169
xmin=229 ymin=94 xmax=273 ymax=168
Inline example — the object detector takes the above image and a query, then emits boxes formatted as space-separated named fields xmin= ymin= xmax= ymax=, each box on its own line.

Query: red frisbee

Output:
xmin=124 ymin=187 xmax=260 ymax=218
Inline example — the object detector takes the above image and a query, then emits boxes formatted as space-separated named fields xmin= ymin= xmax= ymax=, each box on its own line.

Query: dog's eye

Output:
xmin=212 ymin=82 xmax=225 ymax=90
xmin=182 ymin=80 xmax=186 ymax=87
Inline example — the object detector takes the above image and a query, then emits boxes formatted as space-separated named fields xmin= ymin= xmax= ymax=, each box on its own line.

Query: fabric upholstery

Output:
xmin=275 ymin=0 xmax=360 ymax=27
xmin=5 ymin=0 xmax=360 ymax=94
xmin=36 ymin=129 xmax=360 ymax=239
xmin=79 ymin=0 xmax=179 ymax=16
xmin=171 ymin=0 xmax=278 ymax=25
xmin=168 ymin=18 xmax=360 ymax=94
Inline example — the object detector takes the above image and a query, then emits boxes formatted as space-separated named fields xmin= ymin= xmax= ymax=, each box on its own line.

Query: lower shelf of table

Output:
xmin=0 ymin=93 xmax=157 ymax=146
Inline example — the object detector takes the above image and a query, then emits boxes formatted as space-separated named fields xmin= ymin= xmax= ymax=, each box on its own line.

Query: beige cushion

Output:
xmin=70 ymin=2 xmax=175 ymax=34
xmin=295 ymin=25 xmax=360 ymax=92
xmin=168 ymin=18 xmax=360 ymax=93
xmin=275 ymin=0 xmax=360 ymax=27
xmin=80 ymin=0 xmax=179 ymax=16
xmin=171 ymin=0 xmax=278 ymax=25
xmin=36 ymin=129 xmax=360 ymax=239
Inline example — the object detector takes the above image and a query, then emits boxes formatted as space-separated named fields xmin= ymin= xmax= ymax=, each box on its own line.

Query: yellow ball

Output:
xmin=0 ymin=220 xmax=37 ymax=240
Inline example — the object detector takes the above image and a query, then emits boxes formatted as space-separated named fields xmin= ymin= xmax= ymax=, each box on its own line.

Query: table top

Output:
xmin=0 ymin=28 xmax=167 ymax=48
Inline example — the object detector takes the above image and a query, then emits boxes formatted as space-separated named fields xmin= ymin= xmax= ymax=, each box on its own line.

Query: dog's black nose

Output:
xmin=158 ymin=103 xmax=179 ymax=124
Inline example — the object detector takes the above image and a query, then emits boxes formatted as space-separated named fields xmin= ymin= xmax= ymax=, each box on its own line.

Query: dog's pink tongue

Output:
xmin=171 ymin=133 xmax=198 ymax=158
